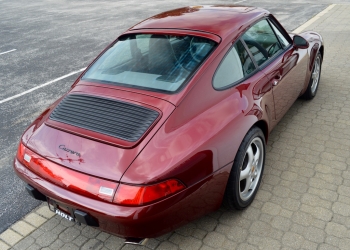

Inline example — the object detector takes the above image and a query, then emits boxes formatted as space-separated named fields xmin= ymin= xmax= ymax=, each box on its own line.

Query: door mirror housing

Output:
xmin=293 ymin=35 xmax=309 ymax=49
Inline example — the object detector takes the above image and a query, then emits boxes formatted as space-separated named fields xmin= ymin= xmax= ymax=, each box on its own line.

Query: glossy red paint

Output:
xmin=18 ymin=144 xmax=118 ymax=203
xmin=291 ymin=31 xmax=324 ymax=99
xmin=25 ymin=87 xmax=175 ymax=181
xmin=130 ymin=5 xmax=266 ymax=40
xmin=13 ymin=5 xmax=324 ymax=239
xmin=125 ymin=29 xmax=221 ymax=44
xmin=75 ymin=6 xmax=268 ymax=106
xmin=14 ymin=158 xmax=230 ymax=238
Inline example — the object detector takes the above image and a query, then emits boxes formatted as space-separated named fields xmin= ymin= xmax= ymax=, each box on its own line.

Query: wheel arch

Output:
xmin=252 ymin=119 xmax=269 ymax=143
xmin=319 ymin=45 xmax=324 ymax=61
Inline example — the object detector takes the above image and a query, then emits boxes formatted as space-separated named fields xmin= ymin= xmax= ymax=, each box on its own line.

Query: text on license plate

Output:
xmin=55 ymin=209 xmax=74 ymax=222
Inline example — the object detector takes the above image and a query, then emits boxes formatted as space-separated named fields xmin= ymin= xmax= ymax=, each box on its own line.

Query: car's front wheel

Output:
xmin=224 ymin=127 xmax=265 ymax=210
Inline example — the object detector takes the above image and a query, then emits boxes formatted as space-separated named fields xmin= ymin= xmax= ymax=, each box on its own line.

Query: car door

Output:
xmin=241 ymin=18 xmax=308 ymax=127
xmin=212 ymin=38 xmax=276 ymax=135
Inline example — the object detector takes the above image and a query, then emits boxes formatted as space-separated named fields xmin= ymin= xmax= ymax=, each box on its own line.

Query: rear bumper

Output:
xmin=25 ymin=184 xmax=99 ymax=227
xmin=13 ymin=158 xmax=229 ymax=238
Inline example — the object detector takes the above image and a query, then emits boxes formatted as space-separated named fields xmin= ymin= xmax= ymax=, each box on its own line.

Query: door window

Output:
xmin=269 ymin=21 xmax=290 ymax=49
xmin=213 ymin=40 xmax=256 ymax=89
xmin=242 ymin=19 xmax=283 ymax=66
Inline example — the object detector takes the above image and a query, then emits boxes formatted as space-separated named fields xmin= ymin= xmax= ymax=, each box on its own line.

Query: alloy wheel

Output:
xmin=239 ymin=137 xmax=264 ymax=201
xmin=311 ymin=54 xmax=321 ymax=94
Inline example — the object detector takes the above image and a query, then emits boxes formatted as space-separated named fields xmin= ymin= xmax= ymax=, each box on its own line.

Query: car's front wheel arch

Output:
xmin=319 ymin=45 xmax=324 ymax=62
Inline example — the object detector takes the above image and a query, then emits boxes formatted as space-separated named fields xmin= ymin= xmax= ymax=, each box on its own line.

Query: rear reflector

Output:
xmin=24 ymin=154 xmax=31 ymax=162
xmin=99 ymin=186 xmax=114 ymax=196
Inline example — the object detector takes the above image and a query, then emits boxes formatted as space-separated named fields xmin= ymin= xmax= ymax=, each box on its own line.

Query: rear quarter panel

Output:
xmin=121 ymin=39 xmax=274 ymax=188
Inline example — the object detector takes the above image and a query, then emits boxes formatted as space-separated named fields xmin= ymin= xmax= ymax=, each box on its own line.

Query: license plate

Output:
xmin=55 ymin=208 xmax=75 ymax=222
xmin=47 ymin=198 xmax=75 ymax=222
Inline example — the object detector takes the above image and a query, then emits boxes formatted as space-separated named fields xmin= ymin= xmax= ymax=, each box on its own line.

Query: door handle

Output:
xmin=272 ymin=75 xmax=281 ymax=86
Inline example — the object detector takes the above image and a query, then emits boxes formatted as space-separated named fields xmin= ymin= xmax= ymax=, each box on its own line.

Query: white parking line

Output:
xmin=0 ymin=49 xmax=16 ymax=55
xmin=292 ymin=4 xmax=336 ymax=33
xmin=234 ymin=0 xmax=247 ymax=3
xmin=0 ymin=68 xmax=86 ymax=104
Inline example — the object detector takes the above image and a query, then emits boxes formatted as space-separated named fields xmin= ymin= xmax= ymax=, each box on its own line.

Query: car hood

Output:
xmin=25 ymin=85 xmax=175 ymax=182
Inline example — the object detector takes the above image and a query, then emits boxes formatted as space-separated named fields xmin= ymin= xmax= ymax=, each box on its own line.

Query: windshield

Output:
xmin=82 ymin=34 xmax=216 ymax=92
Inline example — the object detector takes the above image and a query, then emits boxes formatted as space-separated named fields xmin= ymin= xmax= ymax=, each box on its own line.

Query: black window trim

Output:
xmin=267 ymin=20 xmax=288 ymax=50
xmin=212 ymin=15 xmax=293 ymax=91
xmin=240 ymin=17 xmax=293 ymax=71
xmin=267 ymin=14 xmax=293 ymax=45
xmin=240 ymin=37 xmax=259 ymax=69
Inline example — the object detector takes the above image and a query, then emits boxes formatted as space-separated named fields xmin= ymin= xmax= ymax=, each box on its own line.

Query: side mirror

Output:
xmin=293 ymin=35 xmax=309 ymax=49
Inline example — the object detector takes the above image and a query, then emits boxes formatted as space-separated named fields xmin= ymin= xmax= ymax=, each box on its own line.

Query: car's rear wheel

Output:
xmin=301 ymin=51 xmax=322 ymax=100
xmin=224 ymin=127 xmax=265 ymax=210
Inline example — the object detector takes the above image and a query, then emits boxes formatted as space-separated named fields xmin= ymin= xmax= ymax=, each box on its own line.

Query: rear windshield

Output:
xmin=82 ymin=34 xmax=216 ymax=92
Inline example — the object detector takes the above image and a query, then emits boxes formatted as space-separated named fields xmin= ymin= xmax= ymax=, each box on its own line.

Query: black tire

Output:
xmin=301 ymin=51 xmax=322 ymax=100
xmin=223 ymin=127 xmax=266 ymax=210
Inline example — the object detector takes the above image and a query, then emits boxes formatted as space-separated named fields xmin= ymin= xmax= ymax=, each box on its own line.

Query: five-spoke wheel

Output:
xmin=311 ymin=53 xmax=321 ymax=95
xmin=224 ymin=127 xmax=266 ymax=210
xmin=239 ymin=137 xmax=264 ymax=201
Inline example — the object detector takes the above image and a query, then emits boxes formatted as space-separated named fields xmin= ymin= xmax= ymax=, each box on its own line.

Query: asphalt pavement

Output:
xmin=0 ymin=0 xmax=343 ymax=235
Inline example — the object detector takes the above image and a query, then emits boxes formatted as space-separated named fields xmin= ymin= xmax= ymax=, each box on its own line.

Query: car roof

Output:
xmin=129 ymin=5 xmax=269 ymax=39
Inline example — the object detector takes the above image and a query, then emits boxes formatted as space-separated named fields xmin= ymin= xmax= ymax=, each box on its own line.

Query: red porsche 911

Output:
xmin=14 ymin=5 xmax=323 ymax=243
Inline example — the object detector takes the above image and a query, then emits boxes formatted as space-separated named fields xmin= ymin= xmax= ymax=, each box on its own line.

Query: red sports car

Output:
xmin=14 ymin=5 xmax=323 ymax=243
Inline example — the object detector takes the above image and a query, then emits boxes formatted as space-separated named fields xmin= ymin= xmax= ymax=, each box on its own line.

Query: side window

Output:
xmin=213 ymin=40 xmax=256 ymax=89
xmin=269 ymin=20 xmax=290 ymax=49
xmin=242 ymin=19 xmax=283 ymax=66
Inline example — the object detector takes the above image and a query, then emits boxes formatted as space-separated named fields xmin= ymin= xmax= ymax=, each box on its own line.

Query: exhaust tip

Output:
xmin=124 ymin=237 xmax=148 ymax=246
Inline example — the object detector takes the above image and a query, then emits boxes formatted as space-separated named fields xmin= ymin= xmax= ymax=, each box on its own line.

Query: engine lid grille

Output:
xmin=49 ymin=94 xmax=159 ymax=142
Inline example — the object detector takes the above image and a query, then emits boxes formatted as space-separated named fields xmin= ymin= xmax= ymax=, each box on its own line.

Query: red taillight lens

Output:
xmin=114 ymin=179 xmax=185 ymax=206
xmin=16 ymin=142 xmax=26 ymax=164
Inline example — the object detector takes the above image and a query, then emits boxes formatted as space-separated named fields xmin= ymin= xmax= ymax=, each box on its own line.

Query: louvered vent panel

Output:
xmin=49 ymin=94 xmax=159 ymax=142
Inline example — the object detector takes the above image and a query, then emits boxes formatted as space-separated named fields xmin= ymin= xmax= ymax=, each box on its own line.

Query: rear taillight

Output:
xmin=113 ymin=179 xmax=185 ymax=206
xmin=17 ymin=143 xmax=118 ymax=202
xmin=17 ymin=142 xmax=185 ymax=205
